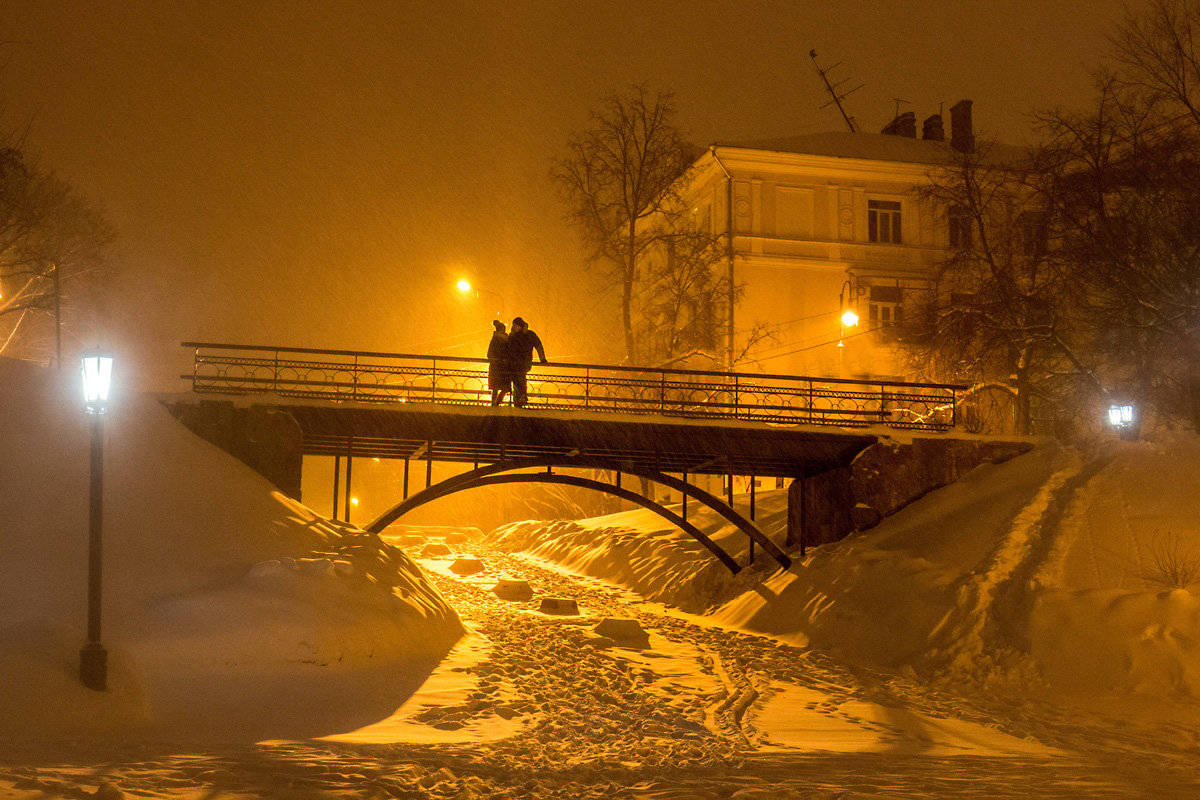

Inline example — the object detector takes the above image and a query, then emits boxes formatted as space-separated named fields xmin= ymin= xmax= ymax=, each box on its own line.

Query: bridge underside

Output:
xmin=274 ymin=401 xmax=879 ymax=478
xmin=166 ymin=397 xmax=887 ymax=572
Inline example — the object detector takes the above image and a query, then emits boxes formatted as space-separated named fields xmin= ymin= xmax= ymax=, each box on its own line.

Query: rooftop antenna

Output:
xmin=809 ymin=49 xmax=863 ymax=133
xmin=892 ymin=98 xmax=911 ymax=118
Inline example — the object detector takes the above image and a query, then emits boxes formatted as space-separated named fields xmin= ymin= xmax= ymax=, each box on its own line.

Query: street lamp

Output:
xmin=1107 ymin=402 xmax=1139 ymax=441
xmin=839 ymin=279 xmax=859 ymax=330
xmin=455 ymin=278 xmax=505 ymax=318
xmin=80 ymin=350 xmax=113 ymax=691
xmin=837 ymin=278 xmax=859 ymax=358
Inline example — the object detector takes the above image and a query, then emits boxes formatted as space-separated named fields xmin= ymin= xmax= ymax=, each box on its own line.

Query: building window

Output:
xmin=868 ymin=200 xmax=902 ymax=244
xmin=1017 ymin=210 xmax=1048 ymax=259
xmin=867 ymin=285 xmax=903 ymax=329
xmin=948 ymin=204 xmax=973 ymax=249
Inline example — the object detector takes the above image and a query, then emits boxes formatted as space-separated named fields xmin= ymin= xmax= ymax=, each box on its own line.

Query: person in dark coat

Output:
xmin=486 ymin=319 xmax=512 ymax=406
xmin=508 ymin=316 xmax=547 ymax=408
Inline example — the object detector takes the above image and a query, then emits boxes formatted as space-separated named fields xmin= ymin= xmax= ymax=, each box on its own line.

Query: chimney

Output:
xmin=922 ymin=114 xmax=944 ymax=141
xmin=881 ymin=111 xmax=917 ymax=138
xmin=950 ymin=100 xmax=975 ymax=153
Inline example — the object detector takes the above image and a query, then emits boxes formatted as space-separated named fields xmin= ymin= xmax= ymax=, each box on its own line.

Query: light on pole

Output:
xmin=454 ymin=278 xmax=505 ymax=319
xmin=80 ymin=350 xmax=113 ymax=691
xmin=838 ymin=279 xmax=859 ymax=332
xmin=838 ymin=278 xmax=859 ymax=352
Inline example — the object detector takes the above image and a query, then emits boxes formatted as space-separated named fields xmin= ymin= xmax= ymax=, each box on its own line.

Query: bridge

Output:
xmin=169 ymin=342 xmax=983 ymax=574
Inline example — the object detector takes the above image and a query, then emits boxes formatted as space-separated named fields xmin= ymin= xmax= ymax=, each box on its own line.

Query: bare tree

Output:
xmin=897 ymin=145 xmax=1096 ymax=435
xmin=552 ymin=85 xmax=694 ymax=365
xmin=0 ymin=145 xmax=113 ymax=366
xmin=1031 ymin=0 xmax=1200 ymax=429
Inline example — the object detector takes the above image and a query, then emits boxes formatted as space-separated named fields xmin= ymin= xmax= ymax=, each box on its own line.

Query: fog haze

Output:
xmin=0 ymin=0 xmax=1124 ymax=389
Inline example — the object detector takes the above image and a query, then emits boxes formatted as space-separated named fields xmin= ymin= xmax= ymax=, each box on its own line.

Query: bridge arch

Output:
xmin=366 ymin=459 xmax=791 ymax=571
xmin=375 ymin=471 xmax=741 ymax=573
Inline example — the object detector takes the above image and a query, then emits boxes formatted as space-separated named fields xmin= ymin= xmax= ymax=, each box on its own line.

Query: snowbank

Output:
xmin=0 ymin=358 xmax=462 ymax=741
xmin=489 ymin=434 xmax=1200 ymax=706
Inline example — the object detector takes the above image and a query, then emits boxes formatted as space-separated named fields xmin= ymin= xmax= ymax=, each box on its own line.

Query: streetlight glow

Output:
xmin=80 ymin=350 xmax=114 ymax=691
xmin=456 ymin=278 xmax=473 ymax=294
xmin=1108 ymin=403 xmax=1134 ymax=426
xmin=81 ymin=351 xmax=114 ymax=413
xmin=838 ymin=279 xmax=858 ymax=330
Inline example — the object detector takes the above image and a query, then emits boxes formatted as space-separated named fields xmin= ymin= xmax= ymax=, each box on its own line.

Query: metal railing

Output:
xmin=182 ymin=342 xmax=963 ymax=431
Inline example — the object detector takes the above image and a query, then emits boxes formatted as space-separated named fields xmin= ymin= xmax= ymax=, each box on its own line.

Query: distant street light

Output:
xmin=839 ymin=279 xmax=859 ymax=330
xmin=1107 ymin=402 xmax=1139 ymax=441
xmin=454 ymin=278 xmax=505 ymax=318
xmin=80 ymin=350 xmax=113 ymax=691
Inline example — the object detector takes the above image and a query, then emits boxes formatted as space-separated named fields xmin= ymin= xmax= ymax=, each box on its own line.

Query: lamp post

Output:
xmin=80 ymin=351 xmax=113 ymax=691
xmin=838 ymin=279 xmax=859 ymax=375
xmin=1107 ymin=402 xmax=1139 ymax=441
xmin=838 ymin=279 xmax=860 ymax=336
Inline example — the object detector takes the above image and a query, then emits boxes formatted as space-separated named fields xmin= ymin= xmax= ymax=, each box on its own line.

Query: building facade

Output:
xmin=680 ymin=101 xmax=979 ymax=380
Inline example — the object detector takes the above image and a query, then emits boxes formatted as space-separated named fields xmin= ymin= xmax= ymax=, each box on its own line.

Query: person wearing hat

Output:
xmin=508 ymin=316 xmax=547 ymax=408
xmin=486 ymin=319 xmax=512 ymax=406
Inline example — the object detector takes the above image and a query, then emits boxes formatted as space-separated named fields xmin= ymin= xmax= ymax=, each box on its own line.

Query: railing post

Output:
xmin=352 ymin=354 xmax=359 ymax=401
xmin=660 ymin=369 xmax=666 ymax=413
xmin=733 ymin=375 xmax=740 ymax=419
xmin=273 ymin=348 xmax=280 ymax=395
xmin=584 ymin=367 xmax=590 ymax=410
xmin=431 ymin=359 xmax=437 ymax=402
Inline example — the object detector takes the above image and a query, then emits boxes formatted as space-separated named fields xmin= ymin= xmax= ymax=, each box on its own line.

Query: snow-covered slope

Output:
xmin=491 ymin=434 xmax=1200 ymax=705
xmin=0 ymin=358 xmax=463 ymax=741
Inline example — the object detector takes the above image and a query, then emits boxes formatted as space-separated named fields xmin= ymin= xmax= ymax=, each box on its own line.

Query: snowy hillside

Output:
xmin=0 ymin=358 xmax=463 ymax=741
xmin=492 ymin=433 xmax=1200 ymax=707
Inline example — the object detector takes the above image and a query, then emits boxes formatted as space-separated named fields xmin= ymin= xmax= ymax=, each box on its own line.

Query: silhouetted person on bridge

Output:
xmin=487 ymin=319 xmax=513 ymax=406
xmin=508 ymin=316 xmax=547 ymax=408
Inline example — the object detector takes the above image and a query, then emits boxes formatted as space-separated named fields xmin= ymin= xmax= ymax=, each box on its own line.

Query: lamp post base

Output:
xmin=80 ymin=642 xmax=108 ymax=691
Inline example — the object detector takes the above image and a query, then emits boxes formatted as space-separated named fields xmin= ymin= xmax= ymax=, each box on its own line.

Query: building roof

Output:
xmin=713 ymin=131 xmax=1030 ymax=168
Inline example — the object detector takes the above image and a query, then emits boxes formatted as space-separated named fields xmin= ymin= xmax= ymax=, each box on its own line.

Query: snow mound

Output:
xmin=0 ymin=358 xmax=463 ymax=741
xmin=489 ymin=435 xmax=1200 ymax=705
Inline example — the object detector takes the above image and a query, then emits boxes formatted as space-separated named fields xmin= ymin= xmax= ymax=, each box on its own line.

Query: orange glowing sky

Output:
xmin=0 ymin=0 xmax=1125 ymax=389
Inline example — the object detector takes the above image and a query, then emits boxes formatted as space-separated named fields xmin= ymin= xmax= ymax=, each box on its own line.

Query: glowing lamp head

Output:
xmin=456 ymin=279 xmax=472 ymax=294
xmin=81 ymin=351 xmax=114 ymax=414
xmin=1107 ymin=403 xmax=1134 ymax=427
xmin=841 ymin=309 xmax=859 ymax=328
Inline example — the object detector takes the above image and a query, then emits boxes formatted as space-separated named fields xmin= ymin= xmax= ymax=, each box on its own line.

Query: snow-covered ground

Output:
xmin=0 ymin=358 xmax=462 ymax=743
xmin=2 ymin=357 xmax=1199 ymax=798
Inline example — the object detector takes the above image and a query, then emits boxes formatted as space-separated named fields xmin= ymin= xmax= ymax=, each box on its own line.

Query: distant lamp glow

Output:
xmin=1107 ymin=402 xmax=1139 ymax=441
xmin=350 ymin=497 xmax=359 ymax=507
xmin=81 ymin=352 xmax=114 ymax=414
xmin=454 ymin=278 xmax=505 ymax=317
xmin=838 ymin=279 xmax=858 ymax=329
xmin=1107 ymin=403 xmax=1134 ymax=427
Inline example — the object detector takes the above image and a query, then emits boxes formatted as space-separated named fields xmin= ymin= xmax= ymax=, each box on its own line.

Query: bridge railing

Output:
xmin=182 ymin=342 xmax=963 ymax=431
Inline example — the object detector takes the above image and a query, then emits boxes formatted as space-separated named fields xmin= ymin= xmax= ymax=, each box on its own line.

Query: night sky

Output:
xmin=0 ymin=0 xmax=1125 ymax=390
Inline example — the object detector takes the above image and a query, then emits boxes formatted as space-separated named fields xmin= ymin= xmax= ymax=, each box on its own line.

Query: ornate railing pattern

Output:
xmin=182 ymin=342 xmax=963 ymax=431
